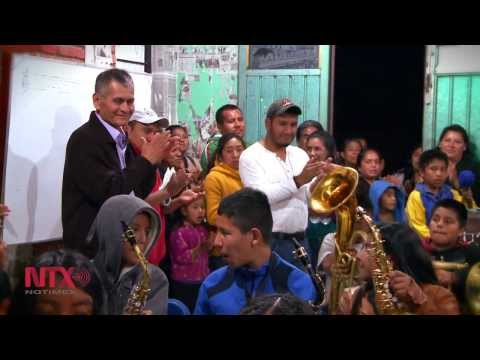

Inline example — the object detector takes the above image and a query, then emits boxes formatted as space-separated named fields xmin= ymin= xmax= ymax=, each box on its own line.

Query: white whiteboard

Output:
xmin=2 ymin=54 xmax=152 ymax=245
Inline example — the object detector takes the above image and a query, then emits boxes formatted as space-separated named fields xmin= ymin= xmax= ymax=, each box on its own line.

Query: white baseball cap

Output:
xmin=129 ymin=108 xmax=169 ymax=128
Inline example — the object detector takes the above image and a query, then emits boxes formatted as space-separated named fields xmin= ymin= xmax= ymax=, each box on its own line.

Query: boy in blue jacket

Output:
xmin=194 ymin=188 xmax=317 ymax=315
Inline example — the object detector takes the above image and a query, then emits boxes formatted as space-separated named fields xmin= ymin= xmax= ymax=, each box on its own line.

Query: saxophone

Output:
xmin=121 ymin=221 xmax=151 ymax=315
xmin=357 ymin=207 xmax=407 ymax=315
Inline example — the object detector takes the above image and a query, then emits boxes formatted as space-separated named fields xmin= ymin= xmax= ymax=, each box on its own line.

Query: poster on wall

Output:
xmin=249 ymin=45 xmax=319 ymax=69
xmin=85 ymin=45 xmax=114 ymax=68
xmin=95 ymin=45 xmax=114 ymax=67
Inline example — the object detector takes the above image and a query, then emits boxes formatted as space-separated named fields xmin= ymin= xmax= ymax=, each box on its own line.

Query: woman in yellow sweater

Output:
xmin=204 ymin=133 xmax=246 ymax=270
xmin=204 ymin=133 xmax=246 ymax=225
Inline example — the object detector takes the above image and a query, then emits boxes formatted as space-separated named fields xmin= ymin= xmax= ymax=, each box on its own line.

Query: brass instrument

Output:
xmin=310 ymin=166 xmax=359 ymax=314
xmin=433 ymin=258 xmax=468 ymax=293
xmin=432 ymin=260 xmax=468 ymax=271
xmin=121 ymin=221 xmax=151 ymax=315
xmin=291 ymin=237 xmax=325 ymax=313
xmin=433 ymin=258 xmax=480 ymax=315
xmin=310 ymin=166 xmax=408 ymax=314
xmin=357 ymin=207 xmax=408 ymax=315
xmin=466 ymin=262 xmax=480 ymax=315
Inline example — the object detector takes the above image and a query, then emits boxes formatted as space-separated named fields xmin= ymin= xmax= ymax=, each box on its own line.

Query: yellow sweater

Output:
xmin=406 ymin=188 xmax=463 ymax=239
xmin=204 ymin=163 xmax=243 ymax=227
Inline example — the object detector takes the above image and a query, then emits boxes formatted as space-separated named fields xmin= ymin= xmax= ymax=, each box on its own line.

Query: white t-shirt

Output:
xmin=239 ymin=142 xmax=312 ymax=233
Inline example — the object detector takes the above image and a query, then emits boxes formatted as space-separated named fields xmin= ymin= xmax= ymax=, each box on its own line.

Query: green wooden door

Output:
xmin=424 ymin=45 xmax=480 ymax=158
xmin=238 ymin=45 xmax=331 ymax=145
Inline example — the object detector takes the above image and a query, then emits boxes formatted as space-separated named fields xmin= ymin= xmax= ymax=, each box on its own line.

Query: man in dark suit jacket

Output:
xmin=62 ymin=69 xmax=171 ymax=255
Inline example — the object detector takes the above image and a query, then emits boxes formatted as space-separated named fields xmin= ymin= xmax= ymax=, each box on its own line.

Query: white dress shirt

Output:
xmin=239 ymin=141 xmax=312 ymax=234
xmin=95 ymin=112 xmax=127 ymax=169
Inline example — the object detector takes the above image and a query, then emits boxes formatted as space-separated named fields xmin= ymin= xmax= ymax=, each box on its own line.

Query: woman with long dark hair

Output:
xmin=437 ymin=124 xmax=480 ymax=204
xmin=338 ymin=223 xmax=460 ymax=315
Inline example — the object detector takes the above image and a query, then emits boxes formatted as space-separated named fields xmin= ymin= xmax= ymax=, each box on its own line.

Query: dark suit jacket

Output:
xmin=62 ymin=111 xmax=156 ymax=255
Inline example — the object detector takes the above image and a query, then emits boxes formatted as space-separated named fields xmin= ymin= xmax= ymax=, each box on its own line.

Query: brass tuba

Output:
xmin=465 ymin=262 xmax=480 ymax=314
xmin=310 ymin=166 xmax=359 ymax=314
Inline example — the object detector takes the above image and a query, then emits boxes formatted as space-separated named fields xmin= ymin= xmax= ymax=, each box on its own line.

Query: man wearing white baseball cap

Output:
xmin=126 ymin=108 xmax=194 ymax=266
xmin=126 ymin=108 xmax=170 ymax=153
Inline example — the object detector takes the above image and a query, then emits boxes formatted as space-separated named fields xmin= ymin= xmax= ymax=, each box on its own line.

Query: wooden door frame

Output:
xmin=422 ymin=45 xmax=439 ymax=151
xmin=327 ymin=45 xmax=336 ymax=133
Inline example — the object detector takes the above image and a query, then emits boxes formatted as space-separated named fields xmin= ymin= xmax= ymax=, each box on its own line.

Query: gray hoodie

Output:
xmin=86 ymin=194 xmax=169 ymax=315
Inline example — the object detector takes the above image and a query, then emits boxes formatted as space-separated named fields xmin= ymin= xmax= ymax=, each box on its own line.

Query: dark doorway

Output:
xmin=332 ymin=45 xmax=425 ymax=174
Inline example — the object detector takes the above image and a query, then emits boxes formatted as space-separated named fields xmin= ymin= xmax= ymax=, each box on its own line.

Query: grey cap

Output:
xmin=266 ymin=98 xmax=302 ymax=118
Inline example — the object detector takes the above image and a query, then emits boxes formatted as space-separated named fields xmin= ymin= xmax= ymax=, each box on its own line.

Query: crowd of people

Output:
xmin=1 ymin=68 xmax=480 ymax=316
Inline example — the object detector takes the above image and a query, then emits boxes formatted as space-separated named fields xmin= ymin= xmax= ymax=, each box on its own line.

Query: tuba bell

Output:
xmin=466 ymin=262 xmax=480 ymax=315
xmin=310 ymin=166 xmax=359 ymax=314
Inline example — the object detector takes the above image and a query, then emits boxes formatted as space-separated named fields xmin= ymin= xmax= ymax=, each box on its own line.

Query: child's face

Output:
xmin=182 ymin=198 xmax=206 ymax=225
xmin=122 ymin=213 xmax=152 ymax=267
xmin=421 ymin=159 xmax=448 ymax=190
xmin=380 ymin=188 xmax=397 ymax=212
xmin=307 ymin=137 xmax=329 ymax=161
xmin=429 ymin=207 xmax=464 ymax=248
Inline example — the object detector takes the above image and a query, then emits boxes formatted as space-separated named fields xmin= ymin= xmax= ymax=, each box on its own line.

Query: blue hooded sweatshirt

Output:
xmin=369 ymin=180 xmax=407 ymax=224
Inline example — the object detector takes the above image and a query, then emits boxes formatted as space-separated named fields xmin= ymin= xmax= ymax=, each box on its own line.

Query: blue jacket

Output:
xmin=193 ymin=251 xmax=316 ymax=315
xmin=369 ymin=180 xmax=406 ymax=224
xmin=415 ymin=183 xmax=454 ymax=224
